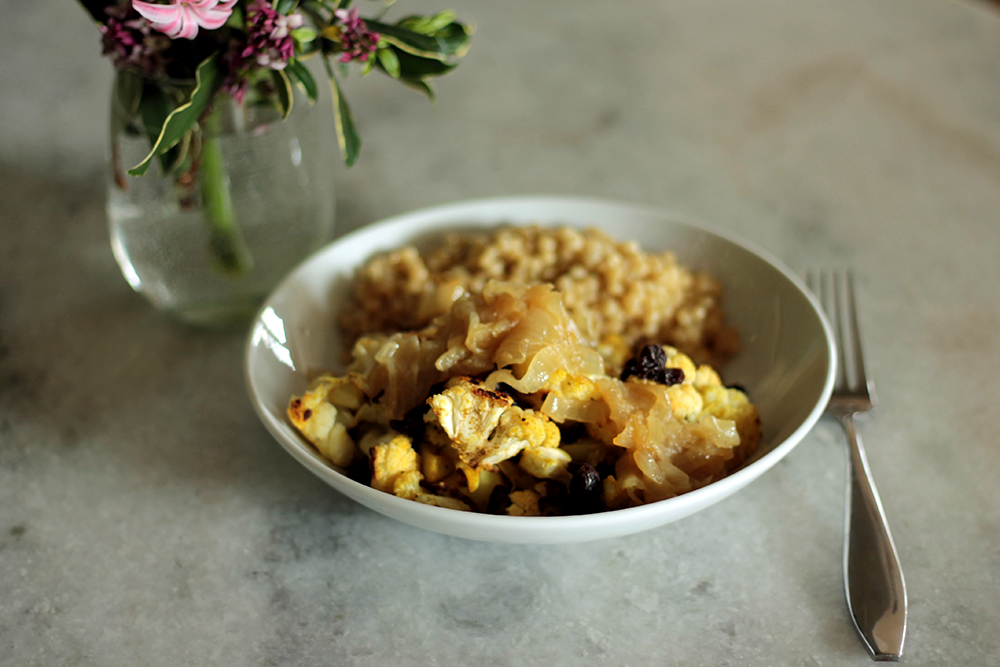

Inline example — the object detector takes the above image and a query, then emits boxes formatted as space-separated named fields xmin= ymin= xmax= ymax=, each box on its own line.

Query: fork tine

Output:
xmin=843 ymin=271 xmax=870 ymax=395
xmin=821 ymin=270 xmax=848 ymax=391
xmin=806 ymin=269 xmax=854 ymax=392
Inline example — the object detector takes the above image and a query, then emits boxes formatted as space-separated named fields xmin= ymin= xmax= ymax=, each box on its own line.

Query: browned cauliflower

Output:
xmin=287 ymin=375 xmax=363 ymax=467
xmin=425 ymin=378 xmax=518 ymax=470
xmin=287 ymin=276 xmax=761 ymax=516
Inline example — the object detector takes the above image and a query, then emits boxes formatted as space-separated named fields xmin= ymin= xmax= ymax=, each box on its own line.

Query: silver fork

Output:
xmin=807 ymin=270 xmax=907 ymax=662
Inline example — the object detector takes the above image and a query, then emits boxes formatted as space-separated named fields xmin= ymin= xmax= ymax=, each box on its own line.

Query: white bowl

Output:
xmin=245 ymin=196 xmax=835 ymax=544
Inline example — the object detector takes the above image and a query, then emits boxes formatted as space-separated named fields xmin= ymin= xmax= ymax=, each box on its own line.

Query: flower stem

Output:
xmin=199 ymin=106 xmax=253 ymax=276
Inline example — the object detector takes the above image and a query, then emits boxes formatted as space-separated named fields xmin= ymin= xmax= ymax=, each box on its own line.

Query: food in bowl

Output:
xmin=287 ymin=226 xmax=761 ymax=515
xmin=339 ymin=225 xmax=740 ymax=367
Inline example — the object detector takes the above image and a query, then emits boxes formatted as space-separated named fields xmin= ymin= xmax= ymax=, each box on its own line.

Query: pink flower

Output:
xmin=100 ymin=4 xmax=169 ymax=75
xmin=334 ymin=7 xmax=380 ymax=63
xmin=240 ymin=0 xmax=302 ymax=70
xmin=221 ymin=1 xmax=303 ymax=103
xmin=132 ymin=0 xmax=238 ymax=40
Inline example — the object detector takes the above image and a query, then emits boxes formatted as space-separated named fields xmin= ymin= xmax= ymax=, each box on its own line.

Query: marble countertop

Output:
xmin=2 ymin=0 xmax=999 ymax=664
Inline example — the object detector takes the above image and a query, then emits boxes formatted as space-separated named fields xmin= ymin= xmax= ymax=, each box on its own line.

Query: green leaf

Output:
xmin=272 ymin=69 xmax=294 ymax=119
xmin=291 ymin=27 xmax=317 ymax=45
xmin=364 ymin=20 xmax=445 ymax=59
xmin=366 ymin=18 xmax=473 ymax=61
xmin=295 ymin=40 xmax=323 ymax=58
xmin=136 ymin=83 xmax=186 ymax=174
xmin=112 ymin=69 xmax=145 ymax=134
xmin=434 ymin=21 xmax=474 ymax=58
xmin=376 ymin=47 xmax=401 ymax=79
xmin=286 ymin=59 xmax=319 ymax=103
xmin=324 ymin=57 xmax=361 ymax=167
xmin=393 ymin=49 xmax=456 ymax=79
xmin=275 ymin=0 xmax=298 ymax=14
xmin=128 ymin=55 xmax=224 ymax=177
xmin=225 ymin=5 xmax=244 ymax=27
xmin=163 ymin=130 xmax=192 ymax=175
xmin=398 ymin=77 xmax=435 ymax=102
xmin=397 ymin=11 xmax=456 ymax=36
xmin=321 ymin=24 xmax=343 ymax=42
xmin=139 ymin=84 xmax=171 ymax=138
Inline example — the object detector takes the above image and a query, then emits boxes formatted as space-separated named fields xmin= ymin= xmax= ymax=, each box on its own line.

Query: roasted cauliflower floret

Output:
xmin=414 ymin=493 xmax=472 ymax=512
xmin=693 ymin=364 xmax=722 ymax=388
xmin=419 ymin=441 xmax=456 ymax=483
xmin=506 ymin=489 xmax=542 ymax=516
xmin=539 ymin=369 xmax=605 ymax=423
xmin=356 ymin=426 xmax=392 ymax=458
xmin=485 ymin=405 xmax=570 ymax=482
xmin=520 ymin=445 xmax=572 ymax=483
xmin=393 ymin=469 xmax=424 ymax=500
xmin=288 ymin=260 xmax=763 ymax=516
xmin=544 ymin=369 xmax=601 ymax=401
xmin=327 ymin=374 xmax=366 ymax=411
xmin=371 ymin=434 xmax=423 ymax=499
xmin=426 ymin=378 xmax=522 ymax=470
xmin=495 ymin=406 xmax=560 ymax=450
xmin=465 ymin=468 xmax=507 ymax=512
xmin=288 ymin=375 xmax=362 ymax=467
xmin=665 ymin=383 xmax=704 ymax=421
xmin=700 ymin=385 xmax=762 ymax=451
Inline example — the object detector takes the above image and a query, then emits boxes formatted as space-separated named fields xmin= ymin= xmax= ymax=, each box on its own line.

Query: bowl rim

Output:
xmin=244 ymin=195 xmax=837 ymax=537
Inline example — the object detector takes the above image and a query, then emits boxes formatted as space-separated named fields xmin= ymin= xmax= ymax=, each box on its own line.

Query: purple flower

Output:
xmin=240 ymin=0 xmax=303 ymax=71
xmin=220 ymin=1 xmax=303 ymax=103
xmin=100 ymin=4 xmax=169 ymax=75
xmin=334 ymin=7 xmax=380 ymax=63
xmin=220 ymin=46 xmax=251 ymax=104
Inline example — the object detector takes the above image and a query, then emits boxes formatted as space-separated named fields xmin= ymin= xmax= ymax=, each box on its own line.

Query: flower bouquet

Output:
xmin=75 ymin=0 xmax=471 ymax=321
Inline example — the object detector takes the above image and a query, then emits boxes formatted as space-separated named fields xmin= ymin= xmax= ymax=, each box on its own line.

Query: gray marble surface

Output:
xmin=2 ymin=0 xmax=999 ymax=664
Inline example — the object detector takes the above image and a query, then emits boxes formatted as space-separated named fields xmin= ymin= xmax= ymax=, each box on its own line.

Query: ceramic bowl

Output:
xmin=245 ymin=196 xmax=835 ymax=543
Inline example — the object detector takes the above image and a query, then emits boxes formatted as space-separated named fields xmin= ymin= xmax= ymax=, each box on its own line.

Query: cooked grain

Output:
xmin=339 ymin=226 xmax=738 ymax=365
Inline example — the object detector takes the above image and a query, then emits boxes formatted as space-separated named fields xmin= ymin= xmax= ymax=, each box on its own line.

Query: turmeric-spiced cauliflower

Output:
xmin=289 ymin=274 xmax=761 ymax=516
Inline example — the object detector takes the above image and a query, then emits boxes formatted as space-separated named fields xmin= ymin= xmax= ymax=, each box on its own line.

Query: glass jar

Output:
xmin=107 ymin=70 xmax=336 ymax=326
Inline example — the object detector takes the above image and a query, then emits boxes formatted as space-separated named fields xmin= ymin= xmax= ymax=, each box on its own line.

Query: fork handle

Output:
xmin=839 ymin=413 xmax=907 ymax=661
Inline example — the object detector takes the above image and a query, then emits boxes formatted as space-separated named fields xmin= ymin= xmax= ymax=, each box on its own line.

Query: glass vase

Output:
xmin=106 ymin=70 xmax=336 ymax=326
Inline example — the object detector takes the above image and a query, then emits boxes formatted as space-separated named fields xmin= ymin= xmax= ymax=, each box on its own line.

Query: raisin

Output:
xmin=595 ymin=460 xmax=616 ymax=480
xmin=346 ymin=457 xmax=371 ymax=485
xmin=536 ymin=480 xmax=572 ymax=516
xmin=662 ymin=367 xmax=685 ymax=386
xmin=647 ymin=343 xmax=667 ymax=367
xmin=620 ymin=344 xmax=685 ymax=386
xmin=567 ymin=462 xmax=603 ymax=515
xmin=487 ymin=484 xmax=511 ymax=515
